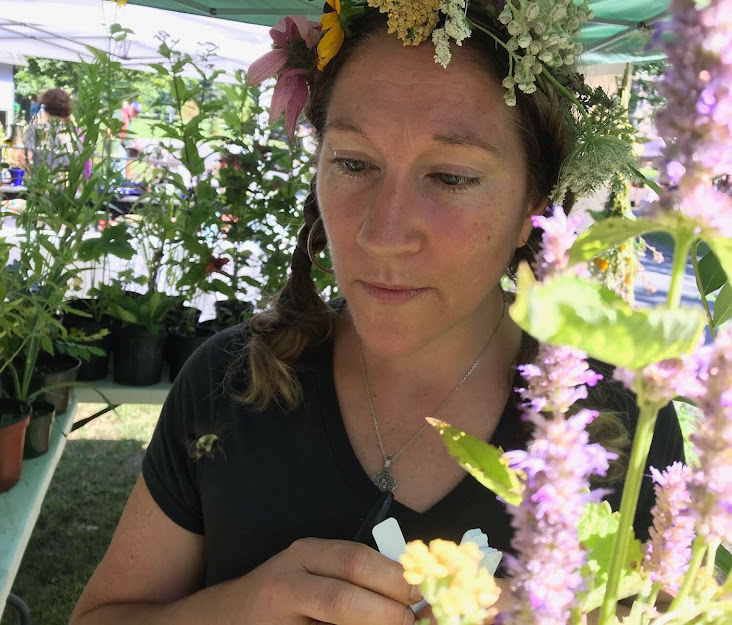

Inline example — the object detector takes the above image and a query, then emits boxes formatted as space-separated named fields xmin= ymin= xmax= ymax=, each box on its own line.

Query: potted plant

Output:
xmin=23 ymin=400 xmax=55 ymax=459
xmin=0 ymin=399 xmax=32 ymax=492
xmin=104 ymin=289 xmax=183 ymax=386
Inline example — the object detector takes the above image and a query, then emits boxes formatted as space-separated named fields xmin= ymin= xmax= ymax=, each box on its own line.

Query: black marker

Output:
xmin=353 ymin=490 xmax=394 ymax=544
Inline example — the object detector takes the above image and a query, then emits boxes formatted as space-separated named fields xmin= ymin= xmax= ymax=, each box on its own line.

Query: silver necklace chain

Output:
xmin=359 ymin=300 xmax=506 ymax=491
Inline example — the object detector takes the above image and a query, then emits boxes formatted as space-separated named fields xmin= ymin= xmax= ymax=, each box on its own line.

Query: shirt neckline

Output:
xmin=314 ymin=328 xmax=528 ymax=519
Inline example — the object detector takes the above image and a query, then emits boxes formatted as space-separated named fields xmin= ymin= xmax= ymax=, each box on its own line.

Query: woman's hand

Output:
xmin=234 ymin=536 xmax=420 ymax=625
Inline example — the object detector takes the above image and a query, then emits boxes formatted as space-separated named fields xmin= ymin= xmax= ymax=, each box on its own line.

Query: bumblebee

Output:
xmin=188 ymin=433 xmax=227 ymax=462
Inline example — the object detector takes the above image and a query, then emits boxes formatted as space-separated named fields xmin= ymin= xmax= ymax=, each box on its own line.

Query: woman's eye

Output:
xmin=435 ymin=172 xmax=482 ymax=192
xmin=331 ymin=158 xmax=372 ymax=176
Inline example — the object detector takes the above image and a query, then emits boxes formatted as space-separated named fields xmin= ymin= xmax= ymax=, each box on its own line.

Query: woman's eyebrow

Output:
xmin=323 ymin=121 xmax=504 ymax=159
xmin=432 ymin=132 xmax=505 ymax=159
xmin=323 ymin=119 xmax=370 ymax=140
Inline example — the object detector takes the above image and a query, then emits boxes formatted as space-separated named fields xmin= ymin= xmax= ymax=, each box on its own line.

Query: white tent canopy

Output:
xmin=0 ymin=0 xmax=272 ymax=78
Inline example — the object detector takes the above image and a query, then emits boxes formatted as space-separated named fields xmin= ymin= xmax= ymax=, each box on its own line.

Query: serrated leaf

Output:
xmin=577 ymin=502 xmax=645 ymax=612
xmin=428 ymin=418 xmax=524 ymax=506
xmin=511 ymin=263 xmax=706 ymax=369
xmin=713 ymin=282 xmax=732 ymax=327
xmin=698 ymin=250 xmax=727 ymax=295
xmin=568 ymin=217 xmax=658 ymax=264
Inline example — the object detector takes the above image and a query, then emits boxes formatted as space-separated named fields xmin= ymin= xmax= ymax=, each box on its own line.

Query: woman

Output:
xmin=23 ymin=88 xmax=82 ymax=176
xmin=70 ymin=4 xmax=684 ymax=624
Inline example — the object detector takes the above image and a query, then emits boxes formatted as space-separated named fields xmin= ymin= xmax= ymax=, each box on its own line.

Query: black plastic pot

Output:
xmin=0 ymin=399 xmax=32 ymax=492
xmin=214 ymin=299 xmax=253 ymax=327
xmin=30 ymin=353 xmax=81 ymax=414
xmin=167 ymin=326 xmax=217 ymax=381
xmin=164 ymin=306 xmax=202 ymax=362
xmin=112 ymin=324 xmax=166 ymax=386
xmin=63 ymin=298 xmax=113 ymax=381
xmin=24 ymin=401 xmax=55 ymax=459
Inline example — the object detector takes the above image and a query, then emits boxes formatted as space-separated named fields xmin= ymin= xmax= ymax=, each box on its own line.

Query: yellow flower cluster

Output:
xmin=366 ymin=0 xmax=441 ymax=45
xmin=401 ymin=539 xmax=501 ymax=625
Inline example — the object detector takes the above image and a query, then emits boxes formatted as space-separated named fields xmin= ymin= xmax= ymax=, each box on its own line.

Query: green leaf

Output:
xmin=706 ymin=236 xmax=732 ymax=286
xmin=568 ymin=217 xmax=658 ymax=264
xmin=511 ymin=263 xmax=706 ymax=369
xmin=698 ymin=250 xmax=727 ymax=295
xmin=577 ymin=502 xmax=645 ymax=612
xmin=716 ymin=544 xmax=731 ymax=577
xmin=713 ymin=282 xmax=732 ymax=327
xmin=428 ymin=418 xmax=524 ymax=506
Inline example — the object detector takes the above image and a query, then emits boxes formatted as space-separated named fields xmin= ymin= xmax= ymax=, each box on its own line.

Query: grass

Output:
xmin=1 ymin=403 xmax=160 ymax=625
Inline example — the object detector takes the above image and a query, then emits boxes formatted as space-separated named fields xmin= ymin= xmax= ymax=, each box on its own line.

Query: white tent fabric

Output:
xmin=0 ymin=0 xmax=272 ymax=79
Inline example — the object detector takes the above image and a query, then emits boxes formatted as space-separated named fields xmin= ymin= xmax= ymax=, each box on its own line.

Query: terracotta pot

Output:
xmin=0 ymin=399 xmax=32 ymax=492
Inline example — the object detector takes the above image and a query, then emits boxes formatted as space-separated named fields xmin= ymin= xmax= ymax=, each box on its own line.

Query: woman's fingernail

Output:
xmin=409 ymin=585 xmax=423 ymax=603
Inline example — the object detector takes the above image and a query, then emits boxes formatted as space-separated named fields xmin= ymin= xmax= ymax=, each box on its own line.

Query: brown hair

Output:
xmin=40 ymin=88 xmax=71 ymax=120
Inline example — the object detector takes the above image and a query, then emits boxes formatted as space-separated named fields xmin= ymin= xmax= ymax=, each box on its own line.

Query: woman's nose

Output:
xmin=356 ymin=174 xmax=422 ymax=259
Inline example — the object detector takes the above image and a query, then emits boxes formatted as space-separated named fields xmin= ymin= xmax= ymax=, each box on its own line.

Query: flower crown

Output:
xmin=247 ymin=0 xmax=640 ymax=204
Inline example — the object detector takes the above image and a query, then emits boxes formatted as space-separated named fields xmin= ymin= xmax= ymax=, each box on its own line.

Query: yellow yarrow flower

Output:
xmin=367 ymin=0 xmax=441 ymax=45
xmin=401 ymin=539 xmax=501 ymax=625
xmin=107 ymin=0 xmax=127 ymax=6
xmin=318 ymin=0 xmax=345 ymax=70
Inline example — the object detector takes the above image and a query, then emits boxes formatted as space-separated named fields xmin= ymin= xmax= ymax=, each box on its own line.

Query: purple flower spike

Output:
xmin=517 ymin=344 xmax=602 ymax=415
xmin=503 ymin=409 xmax=615 ymax=625
xmin=614 ymin=354 xmax=706 ymax=407
xmin=531 ymin=206 xmax=583 ymax=280
xmin=688 ymin=326 xmax=732 ymax=543
xmin=650 ymin=0 xmax=732 ymax=235
xmin=644 ymin=462 xmax=695 ymax=595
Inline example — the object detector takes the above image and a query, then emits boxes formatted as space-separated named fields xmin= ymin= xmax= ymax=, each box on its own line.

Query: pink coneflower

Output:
xmin=246 ymin=16 xmax=321 ymax=137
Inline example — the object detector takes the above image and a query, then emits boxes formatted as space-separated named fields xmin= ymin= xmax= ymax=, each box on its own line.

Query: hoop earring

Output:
xmin=307 ymin=217 xmax=335 ymax=275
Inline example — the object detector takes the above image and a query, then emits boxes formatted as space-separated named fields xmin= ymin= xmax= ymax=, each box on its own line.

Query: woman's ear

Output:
xmin=517 ymin=197 xmax=550 ymax=247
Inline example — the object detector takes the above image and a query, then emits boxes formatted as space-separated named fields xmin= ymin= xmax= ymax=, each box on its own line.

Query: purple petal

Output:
xmin=269 ymin=18 xmax=288 ymax=48
xmin=269 ymin=75 xmax=292 ymax=124
xmin=283 ymin=74 xmax=309 ymax=137
xmin=289 ymin=14 xmax=321 ymax=48
xmin=247 ymin=48 xmax=288 ymax=86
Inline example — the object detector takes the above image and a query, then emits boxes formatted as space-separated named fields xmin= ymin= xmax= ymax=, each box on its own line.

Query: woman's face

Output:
xmin=317 ymin=32 xmax=540 ymax=357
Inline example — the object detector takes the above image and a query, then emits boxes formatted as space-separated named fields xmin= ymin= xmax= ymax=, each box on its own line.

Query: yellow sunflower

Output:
xmin=317 ymin=0 xmax=345 ymax=70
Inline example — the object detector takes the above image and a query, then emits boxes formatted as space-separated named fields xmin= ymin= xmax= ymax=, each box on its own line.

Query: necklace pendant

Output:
xmin=371 ymin=467 xmax=398 ymax=492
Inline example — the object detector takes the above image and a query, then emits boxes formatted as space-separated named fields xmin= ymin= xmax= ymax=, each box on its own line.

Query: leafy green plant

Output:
xmin=104 ymin=290 xmax=183 ymax=335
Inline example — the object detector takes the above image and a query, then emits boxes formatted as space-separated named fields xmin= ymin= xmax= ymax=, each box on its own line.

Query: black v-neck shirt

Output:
xmin=142 ymin=322 xmax=685 ymax=588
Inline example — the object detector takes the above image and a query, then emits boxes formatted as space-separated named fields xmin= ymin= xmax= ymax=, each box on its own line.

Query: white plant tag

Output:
xmin=460 ymin=528 xmax=503 ymax=575
xmin=372 ymin=518 xmax=427 ymax=613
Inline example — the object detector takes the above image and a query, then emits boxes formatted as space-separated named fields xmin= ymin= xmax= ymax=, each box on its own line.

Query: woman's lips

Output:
xmin=360 ymin=281 xmax=427 ymax=303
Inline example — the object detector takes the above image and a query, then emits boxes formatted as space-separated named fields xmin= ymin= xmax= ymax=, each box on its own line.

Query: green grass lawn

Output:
xmin=1 ymin=404 xmax=160 ymax=625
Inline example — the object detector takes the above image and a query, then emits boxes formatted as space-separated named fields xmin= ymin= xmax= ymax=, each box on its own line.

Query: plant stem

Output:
xmin=706 ymin=540 xmax=720 ymax=578
xmin=669 ymin=536 xmax=706 ymax=612
xmin=666 ymin=234 xmax=693 ymax=309
xmin=597 ymin=399 xmax=662 ymax=625
xmin=647 ymin=583 xmax=661 ymax=612
xmin=541 ymin=68 xmax=590 ymax=120
xmin=690 ymin=240 xmax=717 ymax=339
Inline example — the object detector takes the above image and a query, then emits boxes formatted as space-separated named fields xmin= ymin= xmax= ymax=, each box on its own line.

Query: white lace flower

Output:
xmin=432 ymin=27 xmax=452 ymax=67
